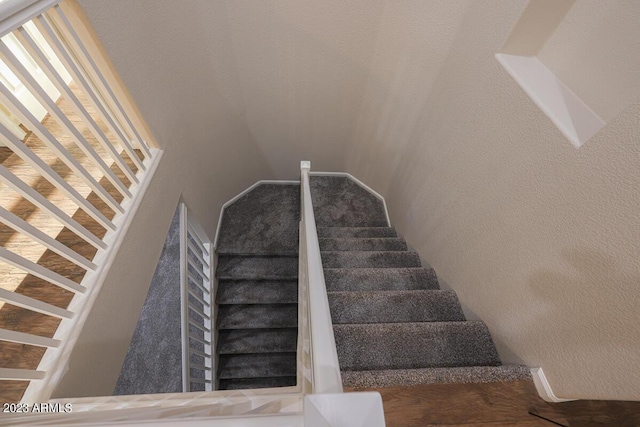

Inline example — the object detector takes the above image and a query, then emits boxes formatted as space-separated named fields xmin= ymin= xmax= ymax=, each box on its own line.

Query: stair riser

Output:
xmin=317 ymin=227 xmax=397 ymax=238
xmin=334 ymin=322 xmax=500 ymax=371
xmin=217 ymin=281 xmax=298 ymax=304
xmin=324 ymin=268 xmax=439 ymax=291
xmin=217 ymin=328 xmax=297 ymax=354
xmin=321 ymin=251 xmax=421 ymax=268
xmin=218 ymin=353 xmax=296 ymax=379
xmin=217 ymin=304 xmax=297 ymax=329
xmin=216 ymin=256 xmax=298 ymax=280
xmin=219 ymin=377 xmax=297 ymax=390
xmin=319 ymin=238 xmax=407 ymax=252
xmin=341 ymin=366 xmax=532 ymax=389
xmin=328 ymin=291 xmax=465 ymax=324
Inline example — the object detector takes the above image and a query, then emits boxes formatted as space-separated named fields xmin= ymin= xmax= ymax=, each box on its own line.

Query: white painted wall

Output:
xmin=538 ymin=0 xmax=640 ymax=122
xmin=60 ymin=0 xmax=640 ymax=401
xmin=346 ymin=1 xmax=640 ymax=401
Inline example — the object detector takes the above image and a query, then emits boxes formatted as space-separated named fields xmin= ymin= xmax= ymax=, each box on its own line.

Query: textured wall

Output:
xmin=346 ymin=1 xmax=640 ymax=400
xmin=538 ymin=0 xmax=640 ymax=122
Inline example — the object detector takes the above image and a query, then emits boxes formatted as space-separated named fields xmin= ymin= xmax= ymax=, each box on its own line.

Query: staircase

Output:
xmin=310 ymin=175 xmax=530 ymax=389
xmin=215 ymin=183 xmax=300 ymax=390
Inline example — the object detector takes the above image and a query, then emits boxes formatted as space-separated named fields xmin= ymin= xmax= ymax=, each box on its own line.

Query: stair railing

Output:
xmin=298 ymin=161 xmax=343 ymax=394
xmin=179 ymin=202 xmax=215 ymax=392
xmin=0 ymin=0 xmax=160 ymax=403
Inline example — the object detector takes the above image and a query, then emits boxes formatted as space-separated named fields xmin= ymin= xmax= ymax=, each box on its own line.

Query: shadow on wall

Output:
xmin=525 ymin=248 xmax=640 ymax=390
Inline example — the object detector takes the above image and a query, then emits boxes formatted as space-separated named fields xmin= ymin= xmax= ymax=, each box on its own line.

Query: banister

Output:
xmin=299 ymin=160 xmax=343 ymax=394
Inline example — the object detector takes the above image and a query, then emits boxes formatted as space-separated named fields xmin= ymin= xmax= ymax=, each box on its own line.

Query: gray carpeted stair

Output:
xmin=334 ymin=322 xmax=500 ymax=371
xmin=324 ymin=267 xmax=439 ymax=292
xmin=217 ymin=304 xmax=297 ymax=329
xmin=310 ymin=176 xmax=530 ymax=389
xmin=317 ymin=226 xmax=397 ymax=238
xmin=216 ymin=255 xmax=298 ymax=280
xmin=340 ymin=365 xmax=532 ymax=389
xmin=217 ymin=280 xmax=297 ymax=304
xmin=319 ymin=237 xmax=407 ymax=252
xmin=218 ymin=353 xmax=296 ymax=379
xmin=328 ymin=290 xmax=465 ymax=324
xmin=321 ymin=251 xmax=421 ymax=268
xmin=215 ymin=184 xmax=300 ymax=390
xmin=218 ymin=377 xmax=297 ymax=390
xmin=218 ymin=328 xmax=297 ymax=354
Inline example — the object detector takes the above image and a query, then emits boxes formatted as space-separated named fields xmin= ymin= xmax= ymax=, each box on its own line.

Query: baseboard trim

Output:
xmin=310 ymin=171 xmax=391 ymax=227
xmin=530 ymin=367 xmax=575 ymax=402
xmin=213 ymin=180 xmax=299 ymax=249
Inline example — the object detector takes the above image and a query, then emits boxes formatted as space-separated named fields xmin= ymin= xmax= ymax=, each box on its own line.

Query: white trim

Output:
xmin=213 ymin=180 xmax=300 ymax=249
xmin=530 ymin=367 xmax=575 ymax=403
xmin=21 ymin=149 xmax=163 ymax=403
xmin=309 ymin=171 xmax=391 ymax=226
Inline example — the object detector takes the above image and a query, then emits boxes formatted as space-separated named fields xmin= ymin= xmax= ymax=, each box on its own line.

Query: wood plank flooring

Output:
xmin=0 ymin=83 xmax=144 ymax=403
xmin=348 ymin=379 xmax=640 ymax=427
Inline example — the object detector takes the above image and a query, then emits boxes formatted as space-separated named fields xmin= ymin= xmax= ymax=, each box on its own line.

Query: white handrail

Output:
xmin=299 ymin=161 xmax=343 ymax=394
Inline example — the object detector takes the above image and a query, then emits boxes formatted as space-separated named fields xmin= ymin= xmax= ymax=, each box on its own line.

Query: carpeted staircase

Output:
xmin=215 ymin=184 xmax=300 ymax=390
xmin=310 ymin=175 xmax=530 ymax=389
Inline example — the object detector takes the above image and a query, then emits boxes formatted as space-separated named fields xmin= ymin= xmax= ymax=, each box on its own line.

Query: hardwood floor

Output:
xmin=0 ymin=84 xmax=144 ymax=403
xmin=348 ymin=380 xmax=640 ymax=427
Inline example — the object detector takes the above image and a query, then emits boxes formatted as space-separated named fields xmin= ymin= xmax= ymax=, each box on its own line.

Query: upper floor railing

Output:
xmin=0 ymin=0 xmax=161 ymax=403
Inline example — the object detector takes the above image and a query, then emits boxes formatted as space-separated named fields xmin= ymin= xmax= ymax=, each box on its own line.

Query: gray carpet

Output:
xmin=114 ymin=207 xmax=182 ymax=395
xmin=215 ymin=183 xmax=299 ymax=390
xmin=311 ymin=176 xmax=530 ymax=389
xmin=309 ymin=176 xmax=388 ymax=227
xmin=216 ymin=184 xmax=300 ymax=255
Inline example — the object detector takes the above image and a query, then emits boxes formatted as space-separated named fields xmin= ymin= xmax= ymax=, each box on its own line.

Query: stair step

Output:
xmin=324 ymin=268 xmax=439 ymax=291
xmin=317 ymin=227 xmax=397 ymax=238
xmin=310 ymin=176 xmax=388 ymax=227
xmin=333 ymin=322 xmax=500 ymax=371
xmin=218 ymin=328 xmax=297 ymax=354
xmin=217 ymin=304 xmax=297 ymax=329
xmin=328 ymin=290 xmax=465 ymax=324
xmin=217 ymin=280 xmax=298 ymax=304
xmin=341 ymin=365 xmax=531 ymax=389
xmin=320 ymin=251 xmax=421 ymax=268
xmin=216 ymin=255 xmax=297 ymax=280
xmin=319 ymin=237 xmax=407 ymax=252
xmin=218 ymin=353 xmax=296 ymax=379
xmin=219 ymin=376 xmax=297 ymax=390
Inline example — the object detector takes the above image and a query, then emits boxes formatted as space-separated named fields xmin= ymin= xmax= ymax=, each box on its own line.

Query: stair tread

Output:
xmin=217 ymin=280 xmax=298 ymax=304
xmin=319 ymin=237 xmax=407 ymax=252
xmin=341 ymin=365 xmax=531 ymax=389
xmin=217 ymin=304 xmax=297 ymax=329
xmin=324 ymin=267 xmax=439 ymax=291
xmin=218 ymin=328 xmax=297 ymax=354
xmin=218 ymin=377 xmax=297 ymax=390
xmin=218 ymin=353 xmax=296 ymax=379
xmin=321 ymin=251 xmax=422 ymax=268
xmin=216 ymin=255 xmax=298 ymax=280
xmin=333 ymin=321 xmax=500 ymax=371
xmin=328 ymin=290 xmax=465 ymax=323
xmin=317 ymin=227 xmax=397 ymax=238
